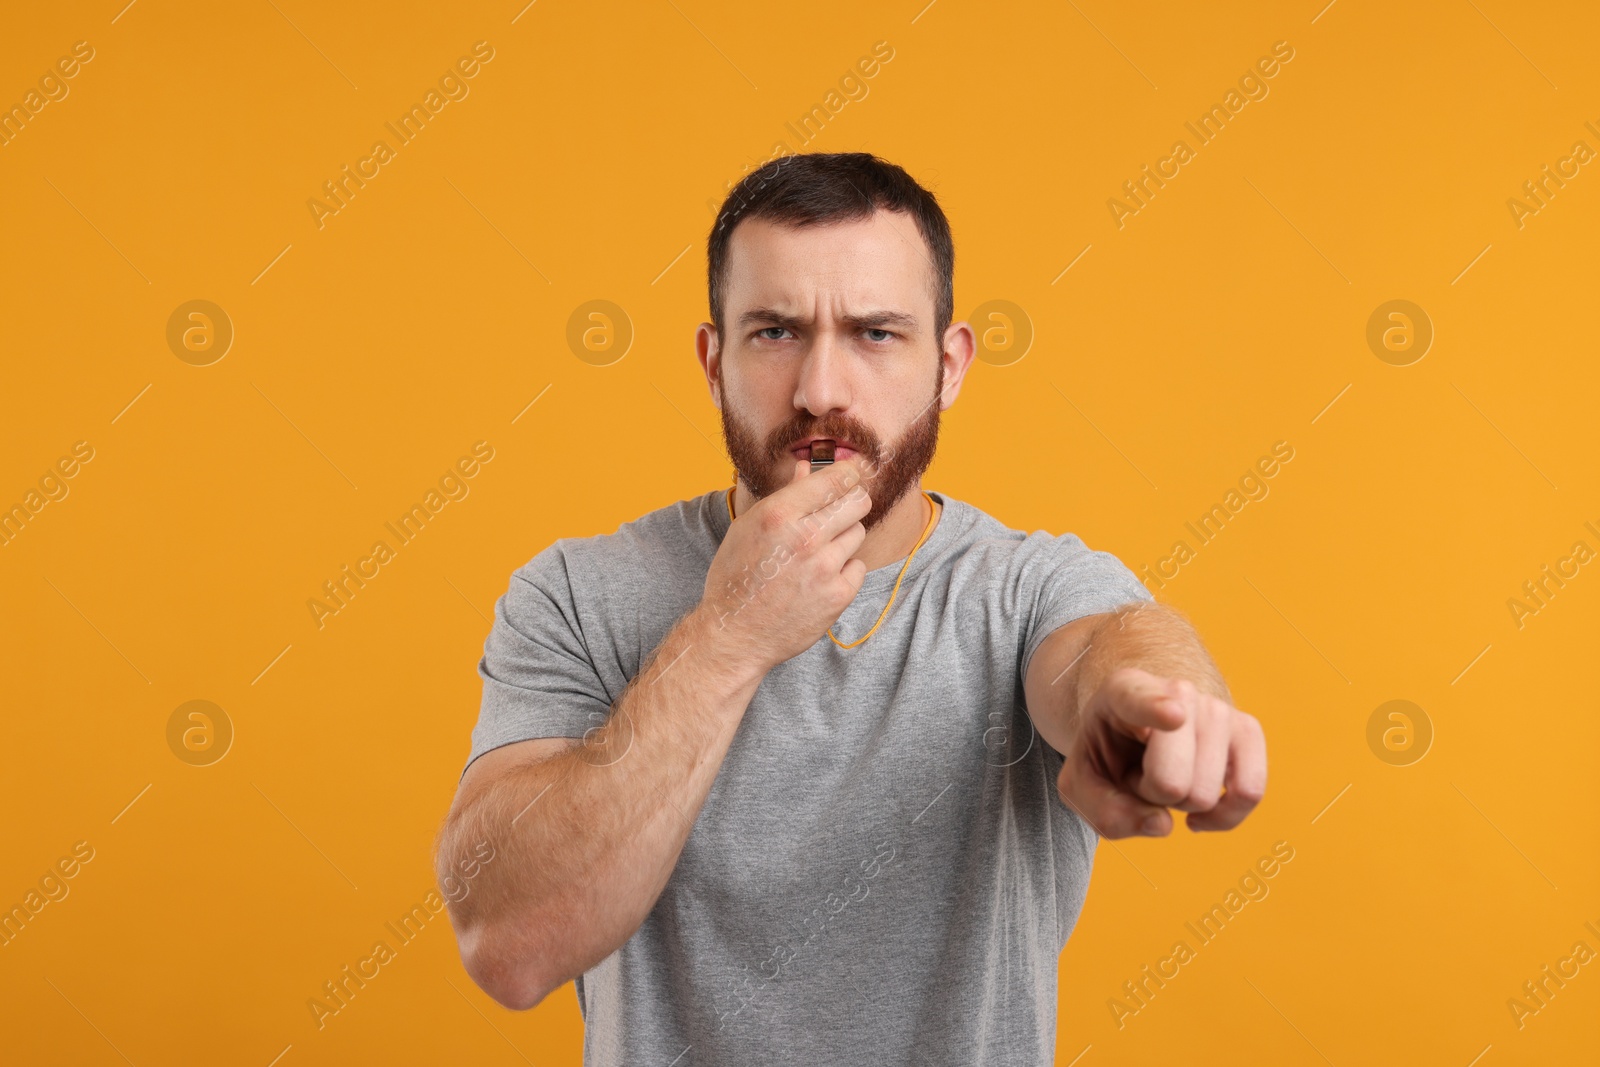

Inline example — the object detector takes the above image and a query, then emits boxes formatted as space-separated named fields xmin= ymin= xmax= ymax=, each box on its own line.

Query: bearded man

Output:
xmin=437 ymin=151 xmax=1266 ymax=1067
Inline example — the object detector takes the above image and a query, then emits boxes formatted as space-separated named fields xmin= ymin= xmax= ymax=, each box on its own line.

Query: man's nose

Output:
xmin=794 ymin=331 xmax=850 ymax=415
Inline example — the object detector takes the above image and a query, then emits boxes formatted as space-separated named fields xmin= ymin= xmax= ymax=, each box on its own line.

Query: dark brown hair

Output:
xmin=706 ymin=152 xmax=954 ymax=346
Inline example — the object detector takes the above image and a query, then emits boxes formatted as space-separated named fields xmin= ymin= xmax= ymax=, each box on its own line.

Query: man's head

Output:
xmin=697 ymin=152 xmax=975 ymax=529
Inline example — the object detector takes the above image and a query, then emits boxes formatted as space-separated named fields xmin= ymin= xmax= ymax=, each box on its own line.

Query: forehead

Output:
xmin=723 ymin=210 xmax=936 ymax=318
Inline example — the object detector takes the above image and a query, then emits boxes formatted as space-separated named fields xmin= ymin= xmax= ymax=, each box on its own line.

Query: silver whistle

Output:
xmin=808 ymin=439 xmax=836 ymax=475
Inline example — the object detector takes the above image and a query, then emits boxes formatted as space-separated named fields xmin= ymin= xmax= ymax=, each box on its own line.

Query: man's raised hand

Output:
xmin=698 ymin=456 xmax=871 ymax=674
xmin=1056 ymin=667 xmax=1266 ymax=839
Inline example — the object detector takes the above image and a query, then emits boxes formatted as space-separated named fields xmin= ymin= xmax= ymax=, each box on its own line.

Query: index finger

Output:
xmin=774 ymin=455 xmax=868 ymax=516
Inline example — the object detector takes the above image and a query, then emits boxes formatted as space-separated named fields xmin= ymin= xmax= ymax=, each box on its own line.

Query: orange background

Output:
xmin=3 ymin=1 xmax=1597 ymax=1063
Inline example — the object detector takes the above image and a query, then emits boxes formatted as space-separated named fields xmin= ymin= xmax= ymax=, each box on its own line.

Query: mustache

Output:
xmin=763 ymin=384 xmax=948 ymax=471
xmin=763 ymin=415 xmax=882 ymax=461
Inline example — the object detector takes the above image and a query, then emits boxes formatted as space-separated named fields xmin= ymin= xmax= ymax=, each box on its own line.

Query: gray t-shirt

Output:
xmin=465 ymin=487 xmax=1151 ymax=1066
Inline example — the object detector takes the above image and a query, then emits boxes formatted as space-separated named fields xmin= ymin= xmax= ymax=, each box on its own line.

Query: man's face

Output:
xmin=698 ymin=209 xmax=974 ymax=530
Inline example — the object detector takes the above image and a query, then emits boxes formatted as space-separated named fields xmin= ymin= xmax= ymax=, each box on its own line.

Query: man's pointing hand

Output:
xmin=1056 ymin=667 xmax=1266 ymax=840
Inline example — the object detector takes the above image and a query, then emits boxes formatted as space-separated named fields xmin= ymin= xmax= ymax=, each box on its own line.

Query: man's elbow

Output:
xmin=455 ymin=917 xmax=563 ymax=1012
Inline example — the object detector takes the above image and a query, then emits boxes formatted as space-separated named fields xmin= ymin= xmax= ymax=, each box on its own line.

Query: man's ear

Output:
xmin=696 ymin=322 xmax=723 ymax=408
xmin=938 ymin=319 xmax=977 ymax=410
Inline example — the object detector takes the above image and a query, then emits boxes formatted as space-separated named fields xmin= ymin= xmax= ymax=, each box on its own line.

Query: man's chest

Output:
xmin=665 ymin=635 xmax=1046 ymax=922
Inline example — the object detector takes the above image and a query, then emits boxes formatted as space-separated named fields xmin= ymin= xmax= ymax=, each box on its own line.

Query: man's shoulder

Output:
xmin=934 ymin=492 xmax=1088 ymax=561
xmin=940 ymin=494 xmax=1015 ymax=533
xmin=931 ymin=492 xmax=1139 ymax=603
xmin=511 ymin=489 xmax=722 ymax=590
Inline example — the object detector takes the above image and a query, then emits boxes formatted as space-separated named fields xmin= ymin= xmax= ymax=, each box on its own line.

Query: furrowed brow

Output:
xmin=737 ymin=307 xmax=806 ymax=332
xmin=844 ymin=310 xmax=918 ymax=332
xmin=735 ymin=307 xmax=919 ymax=332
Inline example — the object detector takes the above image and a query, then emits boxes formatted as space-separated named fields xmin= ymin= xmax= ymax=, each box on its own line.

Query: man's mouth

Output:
xmin=790 ymin=437 xmax=859 ymax=462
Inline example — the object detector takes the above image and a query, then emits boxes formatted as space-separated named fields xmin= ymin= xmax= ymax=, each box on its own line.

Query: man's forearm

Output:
xmin=438 ymin=604 xmax=765 ymax=1009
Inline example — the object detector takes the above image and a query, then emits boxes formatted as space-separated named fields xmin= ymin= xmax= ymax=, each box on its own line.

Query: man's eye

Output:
xmin=756 ymin=327 xmax=789 ymax=341
xmin=865 ymin=328 xmax=893 ymax=342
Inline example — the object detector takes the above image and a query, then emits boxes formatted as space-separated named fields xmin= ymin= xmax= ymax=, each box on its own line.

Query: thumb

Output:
xmin=1058 ymin=750 xmax=1172 ymax=840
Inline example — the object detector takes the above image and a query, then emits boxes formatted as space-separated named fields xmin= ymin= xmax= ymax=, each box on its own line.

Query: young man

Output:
xmin=437 ymin=152 xmax=1266 ymax=1065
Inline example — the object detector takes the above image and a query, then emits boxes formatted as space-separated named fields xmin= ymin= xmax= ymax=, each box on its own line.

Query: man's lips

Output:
xmin=789 ymin=438 xmax=859 ymax=461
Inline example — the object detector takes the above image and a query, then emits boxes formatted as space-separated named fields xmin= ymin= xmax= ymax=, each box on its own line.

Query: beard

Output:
xmin=717 ymin=363 xmax=944 ymax=531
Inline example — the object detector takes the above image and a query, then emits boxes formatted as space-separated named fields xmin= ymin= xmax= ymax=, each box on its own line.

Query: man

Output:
xmin=436 ymin=152 xmax=1266 ymax=1065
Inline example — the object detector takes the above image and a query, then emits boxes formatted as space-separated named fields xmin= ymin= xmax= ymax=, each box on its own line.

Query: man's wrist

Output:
xmin=1073 ymin=604 xmax=1231 ymax=708
xmin=681 ymin=601 xmax=772 ymax=692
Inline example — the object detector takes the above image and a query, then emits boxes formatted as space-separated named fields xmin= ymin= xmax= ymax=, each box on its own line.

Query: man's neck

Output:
xmin=732 ymin=479 xmax=939 ymax=573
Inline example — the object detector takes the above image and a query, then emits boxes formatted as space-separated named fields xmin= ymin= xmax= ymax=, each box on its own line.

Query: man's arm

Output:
xmin=434 ymin=457 xmax=874 ymax=1011
xmin=435 ymin=606 xmax=765 ymax=1011
xmin=1022 ymin=600 xmax=1266 ymax=839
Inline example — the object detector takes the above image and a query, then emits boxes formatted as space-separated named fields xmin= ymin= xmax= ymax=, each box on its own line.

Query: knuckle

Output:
xmin=1232 ymin=781 xmax=1266 ymax=805
xmin=1146 ymin=773 xmax=1186 ymax=801
xmin=756 ymin=507 xmax=789 ymax=536
xmin=794 ymin=510 xmax=827 ymax=544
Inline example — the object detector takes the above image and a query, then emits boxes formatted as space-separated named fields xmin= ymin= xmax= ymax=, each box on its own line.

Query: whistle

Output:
xmin=808 ymin=439 xmax=835 ymax=475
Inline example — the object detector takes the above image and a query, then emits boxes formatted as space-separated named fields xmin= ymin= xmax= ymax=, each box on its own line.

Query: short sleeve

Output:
xmin=1016 ymin=531 xmax=1152 ymax=689
xmin=462 ymin=543 xmax=615 ymax=778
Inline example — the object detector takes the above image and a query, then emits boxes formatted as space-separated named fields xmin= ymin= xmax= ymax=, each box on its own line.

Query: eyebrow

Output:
xmin=736 ymin=307 xmax=919 ymax=333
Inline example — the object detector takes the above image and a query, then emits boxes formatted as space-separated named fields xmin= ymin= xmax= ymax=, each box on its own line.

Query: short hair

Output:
xmin=706 ymin=151 xmax=954 ymax=346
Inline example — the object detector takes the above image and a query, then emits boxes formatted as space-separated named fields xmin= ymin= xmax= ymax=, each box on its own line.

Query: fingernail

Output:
xmin=1140 ymin=813 xmax=1165 ymax=835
